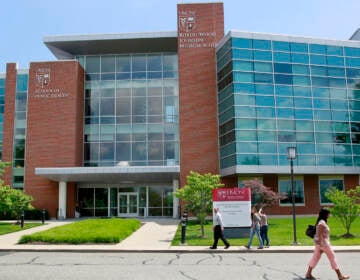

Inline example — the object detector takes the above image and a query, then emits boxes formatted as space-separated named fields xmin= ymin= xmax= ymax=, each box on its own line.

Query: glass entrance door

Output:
xmin=118 ymin=192 xmax=138 ymax=217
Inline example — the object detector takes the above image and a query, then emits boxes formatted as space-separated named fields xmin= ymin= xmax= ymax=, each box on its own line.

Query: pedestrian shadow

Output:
xmin=292 ymin=275 xmax=307 ymax=280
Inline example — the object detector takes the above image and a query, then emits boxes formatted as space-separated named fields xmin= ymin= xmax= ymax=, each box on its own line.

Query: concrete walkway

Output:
xmin=0 ymin=219 xmax=359 ymax=253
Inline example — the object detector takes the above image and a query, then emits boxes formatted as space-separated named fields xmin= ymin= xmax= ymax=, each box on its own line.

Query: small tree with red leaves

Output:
xmin=242 ymin=178 xmax=286 ymax=209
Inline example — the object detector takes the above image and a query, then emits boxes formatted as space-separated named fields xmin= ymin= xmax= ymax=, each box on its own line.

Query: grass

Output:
xmin=172 ymin=216 xmax=360 ymax=246
xmin=0 ymin=222 xmax=43 ymax=235
xmin=18 ymin=218 xmax=141 ymax=244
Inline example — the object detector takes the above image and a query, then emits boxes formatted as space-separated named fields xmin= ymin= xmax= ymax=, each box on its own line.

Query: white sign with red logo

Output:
xmin=212 ymin=188 xmax=251 ymax=227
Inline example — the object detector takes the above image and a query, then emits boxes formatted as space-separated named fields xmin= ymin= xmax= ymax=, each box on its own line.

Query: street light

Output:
xmin=287 ymin=146 xmax=299 ymax=245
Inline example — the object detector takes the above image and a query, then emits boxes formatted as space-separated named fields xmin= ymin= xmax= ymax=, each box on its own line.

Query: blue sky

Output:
xmin=1 ymin=0 xmax=359 ymax=73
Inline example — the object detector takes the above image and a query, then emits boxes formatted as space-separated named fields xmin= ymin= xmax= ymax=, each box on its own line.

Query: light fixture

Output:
xmin=287 ymin=146 xmax=296 ymax=160
xmin=287 ymin=146 xmax=299 ymax=245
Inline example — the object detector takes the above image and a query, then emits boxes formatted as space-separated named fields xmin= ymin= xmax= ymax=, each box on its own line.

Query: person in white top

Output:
xmin=210 ymin=207 xmax=230 ymax=249
xmin=305 ymin=208 xmax=350 ymax=280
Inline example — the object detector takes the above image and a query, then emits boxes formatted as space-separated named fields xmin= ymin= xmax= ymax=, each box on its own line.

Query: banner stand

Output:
xmin=212 ymin=188 xmax=252 ymax=238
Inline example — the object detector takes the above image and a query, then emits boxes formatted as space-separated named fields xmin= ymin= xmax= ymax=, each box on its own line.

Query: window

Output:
xmin=319 ymin=178 xmax=344 ymax=204
xmin=279 ymin=178 xmax=304 ymax=205
xmin=86 ymin=56 xmax=100 ymax=73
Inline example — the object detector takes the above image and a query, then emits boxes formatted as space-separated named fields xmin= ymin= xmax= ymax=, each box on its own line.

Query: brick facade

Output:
xmin=178 ymin=3 xmax=224 ymax=188
xmin=3 ymin=63 xmax=17 ymax=186
xmin=24 ymin=61 xmax=84 ymax=217
xmin=221 ymin=174 xmax=359 ymax=215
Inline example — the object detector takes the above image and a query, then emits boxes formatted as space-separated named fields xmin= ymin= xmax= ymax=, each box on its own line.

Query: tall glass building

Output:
xmin=217 ymin=31 xmax=360 ymax=208
xmin=77 ymin=53 xmax=179 ymax=217
xmin=1 ymin=2 xmax=360 ymax=218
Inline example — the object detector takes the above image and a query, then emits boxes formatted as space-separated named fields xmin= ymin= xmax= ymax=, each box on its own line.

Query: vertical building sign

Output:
xmin=178 ymin=10 xmax=217 ymax=48
xmin=25 ymin=61 xmax=84 ymax=217
xmin=33 ymin=67 xmax=70 ymax=98
xmin=212 ymin=188 xmax=252 ymax=227
xmin=177 ymin=3 xmax=224 ymax=188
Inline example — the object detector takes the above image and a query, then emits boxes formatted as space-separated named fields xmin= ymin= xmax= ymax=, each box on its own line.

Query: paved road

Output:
xmin=0 ymin=251 xmax=357 ymax=280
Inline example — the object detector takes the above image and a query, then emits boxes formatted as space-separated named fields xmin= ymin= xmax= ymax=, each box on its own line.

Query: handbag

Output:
xmin=305 ymin=224 xmax=316 ymax=238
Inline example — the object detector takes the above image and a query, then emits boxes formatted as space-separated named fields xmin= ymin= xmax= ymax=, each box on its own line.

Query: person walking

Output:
xmin=210 ymin=207 xmax=230 ymax=249
xmin=305 ymin=208 xmax=350 ymax=280
xmin=245 ymin=206 xmax=263 ymax=249
xmin=259 ymin=207 xmax=270 ymax=247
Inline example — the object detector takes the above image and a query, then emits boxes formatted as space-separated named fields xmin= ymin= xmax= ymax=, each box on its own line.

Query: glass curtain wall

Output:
xmin=77 ymin=53 xmax=179 ymax=167
xmin=217 ymin=37 xmax=360 ymax=169
xmin=12 ymin=74 xmax=28 ymax=189
xmin=77 ymin=186 xmax=173 ymax=217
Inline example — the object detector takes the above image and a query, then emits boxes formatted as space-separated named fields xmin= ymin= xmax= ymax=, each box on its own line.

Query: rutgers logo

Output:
xmin=179 ymin=11 xmax=196 ymax=32
xmin=217 ymin=190 xmax=228 ymax=199
xmin=35 ymin=68 xmax=51 ymax=88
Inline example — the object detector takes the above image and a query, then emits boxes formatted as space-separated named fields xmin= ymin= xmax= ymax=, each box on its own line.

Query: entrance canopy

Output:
xmin=35 ymin=166 xmax=180 ymax=184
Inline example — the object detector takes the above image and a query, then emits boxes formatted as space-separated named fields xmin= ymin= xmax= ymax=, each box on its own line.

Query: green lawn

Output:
xmin=18 ymin=218 xmax=141 ymax=244
xmin=0 ymin=222 xmax=43 ymax=235
xmin=172 ymin=216 xmax=360 ymax=246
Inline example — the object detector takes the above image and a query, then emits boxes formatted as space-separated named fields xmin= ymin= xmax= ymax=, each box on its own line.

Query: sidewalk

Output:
xmin=0 ymin=219 xmax=359 ymax=253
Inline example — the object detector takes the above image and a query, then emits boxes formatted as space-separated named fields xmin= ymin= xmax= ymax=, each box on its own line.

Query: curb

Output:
xmin=1 ymin=247 xmax=359 ymax=253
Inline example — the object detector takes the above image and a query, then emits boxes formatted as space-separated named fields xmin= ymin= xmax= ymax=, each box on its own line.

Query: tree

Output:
xmin=0 ymin=161 xmax=33 ymax=223
xmin=0 ymin=161 xmax=12 ymax=216
xmin=9 ymin=187 xmax=34 ymax=222
xmin=0 ymin=185 xmax=12 ymax=216
xmin=242 ymin=178 xmax=286 ymax=209
xmin=325 ymin=186 xmax=360 ymax=238
xmin=0 ymin=185 xmax=34 ymax=222
xmin=0 ymin=161 xmax=11 ymax=177
xmin=174 ymin=171 xmax=224 ymax=238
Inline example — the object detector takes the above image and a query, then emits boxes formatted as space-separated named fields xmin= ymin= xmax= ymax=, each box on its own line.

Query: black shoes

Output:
xmin=209 ymin=245 xmax=230 ymax=249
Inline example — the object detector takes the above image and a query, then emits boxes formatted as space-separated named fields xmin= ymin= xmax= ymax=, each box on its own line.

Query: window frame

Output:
xmin=278 ymin=177 xmax=305 ymax=206
xmin=319 ymin=176 xmax=344 ymax=205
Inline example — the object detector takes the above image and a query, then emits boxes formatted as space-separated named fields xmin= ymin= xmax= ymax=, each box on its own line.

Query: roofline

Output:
xmin=43 ymin=31 xmax=178 ymax=59
xmin=349 ymin=28 xmax=360 ymax=40
xmin=0 ymin=64 xmax=30 ymax=75
xmin=35 ymin=166 xmax=180 ymax=183
xmin=43 ymin=31 xmax=178 ymax=43
xmin=17 ymin=69 xmax=29 ymax=74
xmin=217 ymin=29 xmax=360 ymax=51
xmin=221 ymin=165 xmax=360 ymax=177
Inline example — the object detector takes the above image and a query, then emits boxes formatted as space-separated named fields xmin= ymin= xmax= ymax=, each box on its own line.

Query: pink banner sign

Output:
xmin=212 ymin=187 xmax=251 ymax=202
xmin=212 ymin=188 xmax=251 ymax=227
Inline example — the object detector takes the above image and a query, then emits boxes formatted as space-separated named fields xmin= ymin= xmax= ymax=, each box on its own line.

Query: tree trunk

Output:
xmin=201 ymin=223 xmax=205 ymax=238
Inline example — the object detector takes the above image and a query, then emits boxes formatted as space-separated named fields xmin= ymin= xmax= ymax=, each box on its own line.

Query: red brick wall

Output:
xmin=264 ymin=175 xmax=324 ymax=215
xmin=3 ymin=63 xmax=17 ymax=185
xmin=262 ymin=175 xmax=281 ymax=215
xmin=302 ymin=175 xmax=320 ymax=214
xmin=178 ymin=3 xmax=224 ymax=187
xmin=221 ymin=175 xmax=237 ymax=188
xmin=24 ymin=61 xmax=84 ymax=218
xmin=344 ymin=174 xmax=359 ymax=191
xmin=261 ymin=174 xmax=360 ymax=215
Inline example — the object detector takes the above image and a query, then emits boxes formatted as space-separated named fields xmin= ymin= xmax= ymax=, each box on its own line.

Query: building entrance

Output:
xmin=118 ymin=192 xmax=138 ymax=217
xmin=77 ymin=185 xmax=174 ymax=217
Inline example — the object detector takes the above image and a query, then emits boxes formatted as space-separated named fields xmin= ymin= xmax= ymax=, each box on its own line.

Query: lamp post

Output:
xmin=287 ymin=146 xmax=299 ymax=245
